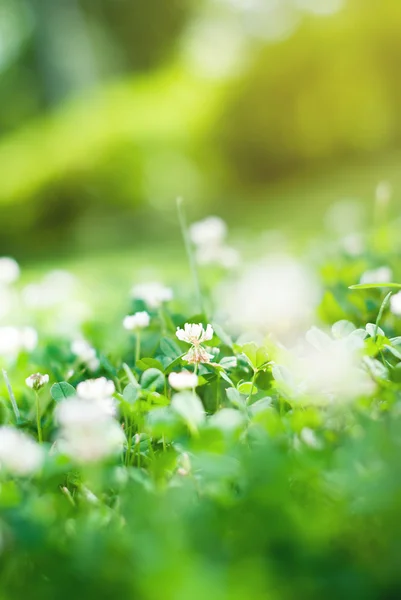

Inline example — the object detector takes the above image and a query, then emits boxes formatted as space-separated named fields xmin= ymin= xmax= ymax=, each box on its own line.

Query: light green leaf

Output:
xmin=50 ymin=382 xmax=76 ymax=402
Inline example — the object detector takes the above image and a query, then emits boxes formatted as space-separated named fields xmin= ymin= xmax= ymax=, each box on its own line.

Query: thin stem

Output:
xmin=135 ymin=331 xmax=141 ymax=364
xmin=247 ymin=369 xmax=258 ymax=405
xmin=158 ymin=307 xmax=167 ymax=336
xmin=177 ymin=197 xmax=205 ymax=315
xmin=193 ymin=362 xmax=198 ymax=396
xmin=2 ymin=370 xmax=20 ymax=422
xmin=35 ymin=391 xmax=43 ymax=443
xmin=374 ymin=291 xmax=392 ymax=341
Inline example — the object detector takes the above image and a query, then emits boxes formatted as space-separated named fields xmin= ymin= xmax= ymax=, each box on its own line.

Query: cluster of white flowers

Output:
xmin=219 ymin=254 xmax=319 ymax=338
xmin=189 ymin=216 xmax=240 ymax=269
xmin=168 ymin=371 xmax=199 ymax=391
xmin=360 ymin=266 xmax=392 ymax=285
xmin=25 ymin=372 xmax=49 ymax=390
xmin=0 ymin=326 xmax=38 ymax=360
xmin=273 ymin=322 xmax=375 ymax=404
xmin=71 ymin=339 xmax=100 ymax=372
xmin=123 ymin=311 xmax=150 ymax=331
xmin=176 ymin=323 xmax=214 ymax=364
xmin=131 ymin=282 xmax=173 ymax=309
xmin=55 ymin=377 xmax=124 ymax=463
xmin=0 ymin=427 xmax=43 ymax=476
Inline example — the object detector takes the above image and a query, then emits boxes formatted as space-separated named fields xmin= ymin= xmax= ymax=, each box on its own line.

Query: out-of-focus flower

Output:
xmin=189 ymin=216 xmax=227 ymax=247
xmin=76 ymin=377 xmax=116 ymax=416
xmin=190 ymin=216 xmax=240 ymax=269
xmin=23 ymin=270 xmax=77 ymax=309
xmin=131 ymin=282 xmax=173 ymax=308
xmin=360 ymin=266 xmax=392 ymax=285
xmin=390 ymin=291 xmax=401 ymax=316
xmin=71 ymin=339 xmax=99 ymax=372
xmin=376 ymin=181 xmax=392 ymax=208
xmin=0 ymin=257 xmax=20 ymax=286
xmin=195 ymin=244 xmax=240 ymax=269
xmin=123 ymin=311 xmax=150 ymax=330
xmin=168 ymin=371 xmax=199 ymax=391
xmin=273 ymin=324 xmax=374 ymax=404
xmin=55 ymin=400 xmax=124 ymax=464
xmin=0 ymin=326 xmax=38 ymax=359
xmin=177 ymin=452 xmax=191 ymax=476
xmin=341 ymin=233 xmax=364 ymax=256
xmin=219 ymin=255 xmax=318 ymax=337
xmin=0 ymin=427 xmax=43 ymax=476
xmin=25 ymin=373 xmax=49 ymax=390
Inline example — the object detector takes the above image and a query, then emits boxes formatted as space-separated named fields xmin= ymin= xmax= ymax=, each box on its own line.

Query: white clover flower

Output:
xmin=0 ymin=257 xmax=20 ymax=286
xmin=360 ymin=266 xmax=392 ymax=285
xmin=76 ymin=377 xmax=116 ymax=416
xmin=176 ymin=323 xmax=214 ymax=345
xmin=168 ymin=371 xmax=199 ymax=391
xmin=71 ymin=339 xmax=100 ymax=372
xmin=390 ymin=291 xmax=401 ymax=316
xmin=0 ymin=427 xmax=43 ymax=476
xmin=182 ymin=345 xmax=214 ymax=364
xmin=0 ymin=326 xmax=38 ymax=359
xmin=55 ymin=399 xmax=124 ymax=464
xmin=25 ymin=372 xmax=49 ymax=390
xmin=189 ymin=216 xmax=227 ymax=247
xmin=123 ymin=311 xmax=150 ymax=331
xmin=176 ymin=323 xmax=214 ymax=364
xmin=131 ymin=282 xmax=173 ymax=309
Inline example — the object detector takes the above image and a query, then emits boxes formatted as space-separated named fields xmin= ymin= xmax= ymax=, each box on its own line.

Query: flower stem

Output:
xmin=135 ymin=331 xmax=141 ymax=364
xmin=35 ymin=391 xmax=43 ymax=443
xmin=177 ymin=197 xmax=205 ymax=316
xmin=247 ymin=369 xmax=258 ymax=405
xmin=374 ymin=291 xmax=392 ymax=342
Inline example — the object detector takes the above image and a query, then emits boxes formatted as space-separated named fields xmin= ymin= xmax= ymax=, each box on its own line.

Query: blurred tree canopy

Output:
xmin=217 ymin=0 xmax=401 ymax=185
xmin=2 ymin=0 xmax=401 ymax=258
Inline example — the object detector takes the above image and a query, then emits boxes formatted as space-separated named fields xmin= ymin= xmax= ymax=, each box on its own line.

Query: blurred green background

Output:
xmin=1 ymin=0 xmax=401 ymax=263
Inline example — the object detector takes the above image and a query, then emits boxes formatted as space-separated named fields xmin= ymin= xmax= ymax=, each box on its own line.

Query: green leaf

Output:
xmin=160 ymin=337 xmax=182 ymax=359
xmin=50 ymin=382 xmax=76 ymax=402
xmin=136 ymin=357 xmax=165 ymax=372
xmin=238 ymin=382 xmax=258 ymax=395
xmin=349 ymin=283 xmax=401 ymax=290
xmin=123 ymin=383 xmax=138 ymax=404
xmin=141 ymin=368 xmax=165 ymax=392
xmin=171 ymin=391 xmax=205 ymax=432
xmin=122 ymin=363 xmax=141 ymax=388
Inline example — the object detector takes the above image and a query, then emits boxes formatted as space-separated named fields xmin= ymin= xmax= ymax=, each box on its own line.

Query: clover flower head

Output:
xmin=25 ymin=372 xmax=49 ymax=390
xmin=76 ymin=377 xmax=116 ymax=417
xmin=0 ymin=427 xmax=43 ymax=476
xmin=168 ymin=371 xmax=199 ymax=391
xmin=176 ymin=323 xmax=213 ymax=345
xmin=123 ymin=311 xmax=150 ymax=330
xmin=131 ymin=282 xmax=173 ymax=308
